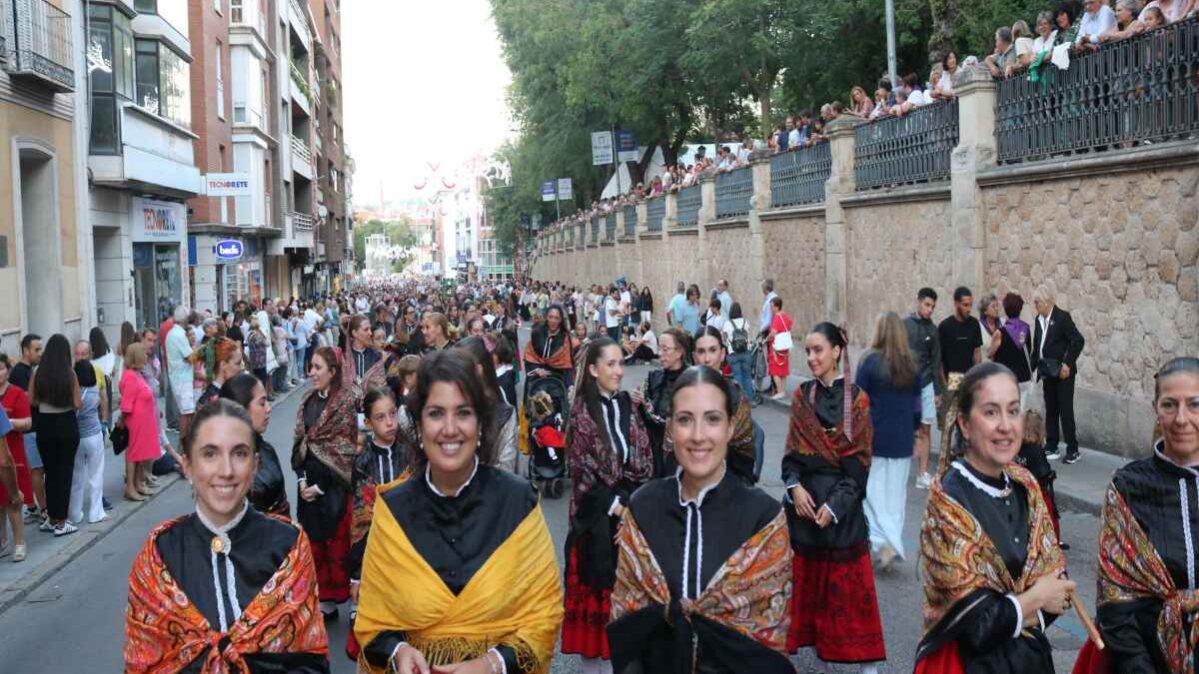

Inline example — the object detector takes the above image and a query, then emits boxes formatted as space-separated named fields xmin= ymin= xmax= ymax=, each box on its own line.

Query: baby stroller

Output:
xmin=524 ymin=373 xmax=570 ymax=499
xmin=749 ymin=334 xmax=772 ymax=404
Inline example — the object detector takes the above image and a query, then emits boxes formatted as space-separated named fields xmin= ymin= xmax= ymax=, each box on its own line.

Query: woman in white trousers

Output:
xmin=69 ymin=361 xmax=107 ymax=524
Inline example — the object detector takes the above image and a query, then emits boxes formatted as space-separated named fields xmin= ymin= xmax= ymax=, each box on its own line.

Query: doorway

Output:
xmin=15 ymin=146 xmax=61 ymax=337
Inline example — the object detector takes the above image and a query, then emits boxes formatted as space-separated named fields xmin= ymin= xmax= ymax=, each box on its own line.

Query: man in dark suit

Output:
xmin=1031 ymin=286 xmax=1086 ymax=464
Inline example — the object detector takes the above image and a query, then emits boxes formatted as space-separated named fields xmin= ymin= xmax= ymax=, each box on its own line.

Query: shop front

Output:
xmin=189 ymin=234 xmax=265 ymax=314
xmin=131 ymin=198 xmax=188 ymax=330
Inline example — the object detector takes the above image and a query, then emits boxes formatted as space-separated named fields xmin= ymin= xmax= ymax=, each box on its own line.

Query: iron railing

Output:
xmin=9 ymin=0 xmax=74 ymax=91
xmin=605 ymin=213 xmax=617 ymax=240
xmin=997 ymin=17 xmax=1199 ymax=164
xmin=645 ymin=197 xmax=665 ymax=232
xmin=623 ymin=205 xmax=637 ymax=237
xmin=770 ymin=142 xmax=832 ymax=207
xmin=715 ymin=166 xmax=754 ymax=218
xmin=855 ymin=100 xmax=958 ymax=191
xmin=291 ymin=134 xmax=312 ymax=166
xmin=675 ymin=184 xmax=701 ymax=227
xmin=590 ymin=217 xmax=600 ymax=244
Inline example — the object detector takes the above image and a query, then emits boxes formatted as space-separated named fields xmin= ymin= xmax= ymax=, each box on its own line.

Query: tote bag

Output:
xmin=772 ymin=314 xmax=794 ymax=352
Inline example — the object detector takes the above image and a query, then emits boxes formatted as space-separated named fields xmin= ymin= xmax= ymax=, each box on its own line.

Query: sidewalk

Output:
xmin=764 ymin=371 xmax=1125 ymax=516
xmin=0 ymin=383 xmax=307 ymax=615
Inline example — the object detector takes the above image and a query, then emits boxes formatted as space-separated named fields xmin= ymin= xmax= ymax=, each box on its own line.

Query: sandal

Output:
xmin=124 ymin=492 xmax=146 ymax=502
xmin=12 ymin=543 xmax=26 ymax=562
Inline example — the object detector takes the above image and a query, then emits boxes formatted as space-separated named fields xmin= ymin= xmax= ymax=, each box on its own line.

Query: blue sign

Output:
xmin=616 ymin=130 xmax=639 ymax=162
xmin=215 ymin=239 xmax=244 ymax=261
xmin=541 ymin=180 xmax=556 ymax=202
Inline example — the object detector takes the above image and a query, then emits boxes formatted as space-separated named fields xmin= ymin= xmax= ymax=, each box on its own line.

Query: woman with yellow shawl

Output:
xmin=124 ymin=400 xmax=329 ymax=673
xmin=355 ymin=350 xmax=563 ymax=674
xmin=1072 ymin=357 xmax=1199 ymax=674
xmin=916 ymin=362 xmax=1074 ymax=674
xmin=609 ymin=365 xmax=792 ymax=673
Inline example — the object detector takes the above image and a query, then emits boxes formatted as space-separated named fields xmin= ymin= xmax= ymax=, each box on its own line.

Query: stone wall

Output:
xmin=530 ymin=130 xmax=1199 ymax=458
xmin=980 ymin=159 xmax=1199 ymax=455
xmin=843 ymin=193 xmax=955 ymax=341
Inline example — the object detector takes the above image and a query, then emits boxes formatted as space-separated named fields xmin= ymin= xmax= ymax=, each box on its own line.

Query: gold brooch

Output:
xmin=210 ymin=534 xmax=231 ymax=555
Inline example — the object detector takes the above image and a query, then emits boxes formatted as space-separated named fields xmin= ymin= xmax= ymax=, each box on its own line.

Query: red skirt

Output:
xmin=914 ymin=643 xmax=965 ymax=674
xmin=561 ymin=544 xmax=612 ymax=659
xmin=1070 ymin=640 xmax=1112 ymax=674
xmin=0 ymin=438 xmax=33 ymax=507
xmin=310 ymin=496 xmax=352 ymax=604
xmin=787 ymin=547 xmax=887 ymax=663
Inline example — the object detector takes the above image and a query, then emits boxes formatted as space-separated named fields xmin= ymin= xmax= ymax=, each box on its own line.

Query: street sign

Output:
xmin=591 ymin=131 xmax=613 ymax=165
xmin=541 ymin=180 xmax=556 ymax=202
xmin=215 ymin=239 xmax=244 ymax=261
xmin=557 ymin=177 xmax=573 ymax=201
xmin=616 ymin=130 xmax=639 ymax=162
xmin=204 ymin=173 xmax=251 ymax=196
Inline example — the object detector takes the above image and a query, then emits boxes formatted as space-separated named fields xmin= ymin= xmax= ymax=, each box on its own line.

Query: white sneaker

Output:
xmin=53 ymin=522 xmax=78 ymax=537
xmin=1045 ymin=448 xmax=1062 ymax=461
xmin=38 ymin=517 xmax=53 ymax=532
xmin=915 ymin=472 xmax=933 ymax=490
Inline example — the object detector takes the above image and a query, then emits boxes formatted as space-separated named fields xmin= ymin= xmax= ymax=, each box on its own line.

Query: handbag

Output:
xmin=1037 ymin=357 xmax=1062 ymax=380
xmin=771 ymin=315 xmax=794 ymax=352
xmin=110 ymin=415 xmax=129 ymax=456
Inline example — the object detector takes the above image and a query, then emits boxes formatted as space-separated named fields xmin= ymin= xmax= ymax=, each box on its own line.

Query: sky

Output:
xmin=342 ymin=0 xmax=513 ymax=210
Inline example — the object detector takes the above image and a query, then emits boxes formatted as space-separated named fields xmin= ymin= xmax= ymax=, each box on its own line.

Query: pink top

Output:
xmin=120 ymin=369 xmax=161 ymax=463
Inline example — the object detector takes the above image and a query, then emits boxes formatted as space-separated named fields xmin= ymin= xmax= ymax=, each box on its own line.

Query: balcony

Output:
xmin=289 ymin=62 xmax=313 ymax=115
xmin=89 ymin=103 xmax=201 ymax=198
xmin=291 ymin=211 xmax=315 ymax=231
xmin=230 ymin=0 xmax=268 ymax=39
xmin=290 ymin=134 xmax=314 ymax=179
xmin=6 ymin=0 xmax=74 ymax=92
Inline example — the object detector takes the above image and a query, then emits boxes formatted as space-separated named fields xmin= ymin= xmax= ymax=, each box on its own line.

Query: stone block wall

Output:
xmin=761 ymin=214 xmax=827 ymax=337
xmin=706 ymin=223 xmax=764 ymax=320
xmin=980 ymin=162 xmax=1199 ymax=455
xmin=844 ymin=195 xmax=955 ymax=341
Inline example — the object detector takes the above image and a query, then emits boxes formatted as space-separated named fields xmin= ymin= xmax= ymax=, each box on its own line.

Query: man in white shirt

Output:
xmin=667 ymin=281 xmax=687 ymax=327
xmin=759 ymin=278 xmax=778 ymax=334
xmin=1077 ymin=0 xmax=1118 ymax=46
xmin=619 ymin=285 xmax=633 ymax=326
xmin=604 ymin=286 xmax=622 ymax=342
xmin=716 ymin=279 xmax=733 ymax=316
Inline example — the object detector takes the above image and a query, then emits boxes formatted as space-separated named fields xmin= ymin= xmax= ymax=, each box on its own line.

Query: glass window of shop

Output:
xmin=133 ymin=243 xmax=182 ymax=331
xmin=133 ymin=0 xmax=189 ymax=40
xmin=135 ymin=39 xmax=191 ymax=129
xmin=88 ymin=5 xmax=134 ymax=154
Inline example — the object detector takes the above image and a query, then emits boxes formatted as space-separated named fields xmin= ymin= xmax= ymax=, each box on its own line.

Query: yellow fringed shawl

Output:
xmin=353 ymin=486 xmax=563 ymax=674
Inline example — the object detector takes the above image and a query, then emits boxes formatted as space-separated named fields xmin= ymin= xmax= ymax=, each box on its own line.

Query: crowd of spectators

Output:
xmin=537 ymin=0 xmax=1195 ymax=237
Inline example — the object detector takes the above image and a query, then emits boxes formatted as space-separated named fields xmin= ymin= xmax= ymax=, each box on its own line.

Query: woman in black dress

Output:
xmin=219 ymin=372 xmax=289 ymax=518
xmin=632 ymin=326 xmax=690 ymax=477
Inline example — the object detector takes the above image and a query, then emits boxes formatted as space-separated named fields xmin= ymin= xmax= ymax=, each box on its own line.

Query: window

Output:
xmin=214 ymin=0 xmax=222 ymax=14
xmin=231 ymin=0 xmax=242 ymax=22
xmin=134 ymin=0 xmax=189 ymax=40
xmin=215 ymin=40 xmax=224 ymax=119
xmin=136 ymin=39 xmax=192 ymax=129
xmin=88 ymin=5 xmax=134 ymax=154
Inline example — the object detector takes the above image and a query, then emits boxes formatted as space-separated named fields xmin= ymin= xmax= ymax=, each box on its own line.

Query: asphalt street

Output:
xmin=0 ymin=356 xmax=1103 ymax=674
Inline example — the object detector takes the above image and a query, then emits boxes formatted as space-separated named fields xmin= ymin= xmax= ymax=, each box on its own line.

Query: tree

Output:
xmin=352 ymin=217 xmax=417 ymax=273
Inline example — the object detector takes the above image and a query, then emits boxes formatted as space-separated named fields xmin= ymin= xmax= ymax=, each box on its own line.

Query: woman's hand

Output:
xmin=301 ymin=485 xmax=321 ymax=502
xmin=530 ymin=368 xmax=549 ymax=378
xmin=392 ymin=643 xmax=432 ymax=674
xmin=630 ymin=388 xmax=645 ymax=406
xmin=1026 ymin=573 xmax=1077 ymax=616
xmin=433 ymin=653 xmax=498 ymax=674
xmin=814 ymin=504 xmax=835 ymax=528
xmin=790 ymin=484 xmax=817 ymax=520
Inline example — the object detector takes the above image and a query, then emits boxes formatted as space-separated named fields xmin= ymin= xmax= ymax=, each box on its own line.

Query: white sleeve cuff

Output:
xmin=608 ymin=496 xmax=623 ymax=516
xmin=818 ymin=503 xmax=839 ymax=525
xmin=312 ymin=483 xmax=325 ymax=496
xmin=389 ymin=642 xmax=409 ymax=667
xmin=783 ymin=482 xmax=801 ymax=502
xmin=1006 ymin=594 xmax=1024 ymax=639
xmin=489 ymin=647 xmax=509 ymax=674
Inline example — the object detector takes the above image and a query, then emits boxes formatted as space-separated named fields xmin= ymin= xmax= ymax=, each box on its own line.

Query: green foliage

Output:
xmin=352 ymin=217 xmax=418 ymax=273
xmin=492 ymin=0 xmax=1051 ymax=213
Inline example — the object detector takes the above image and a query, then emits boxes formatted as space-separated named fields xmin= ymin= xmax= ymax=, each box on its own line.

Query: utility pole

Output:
xmin=612 ymin=126 xmax=623 ymax=196
xmin=885 ymin=0 xmax=899 ymax=88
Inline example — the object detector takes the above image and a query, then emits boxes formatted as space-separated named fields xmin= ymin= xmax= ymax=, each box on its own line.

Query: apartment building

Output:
xmin=87 ymin=0 xmax=202 ymax=340
xmin=308 ymin=0 xmax=346 ymax=292
xmin=0 ymin=0 xmax=89 ymax=343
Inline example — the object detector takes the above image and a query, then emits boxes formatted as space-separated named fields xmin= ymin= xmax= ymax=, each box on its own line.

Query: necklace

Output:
xmin=951 ymin=461 xmax=1013 ymax=498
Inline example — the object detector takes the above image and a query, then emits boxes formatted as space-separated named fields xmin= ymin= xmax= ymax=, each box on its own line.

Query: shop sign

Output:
xmin=204 ymin=173 xmax=251 ymax=196
xmin=132 ymin=198 xmax=185 ymax=242
xmin=215 ymin=239 xmax=244 ymax=261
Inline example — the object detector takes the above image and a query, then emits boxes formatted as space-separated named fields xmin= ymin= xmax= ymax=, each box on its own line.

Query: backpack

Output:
xmin=731 ymin=319 xmax=750 ymax=354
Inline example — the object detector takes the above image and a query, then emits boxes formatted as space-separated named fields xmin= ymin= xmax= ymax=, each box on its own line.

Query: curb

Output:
xmin=0 ymin=382 xmax=308 ymax=617
xmin=0 ymin=471 xmax=182 ymax=616
xmin=762 ymin=393 xmax=1106 ymax=517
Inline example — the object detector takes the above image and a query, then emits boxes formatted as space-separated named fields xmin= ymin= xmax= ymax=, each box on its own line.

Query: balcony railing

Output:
xmin=604 ymin=213 xmax=617 ymax=240
xmin=590 ymin=217 xmax=600 ymax=244
xmin=771 ymin=142 xmax=832 ymax=207
xmin=7 ymin=0 xmax=74 ymax=92
xmin=290 ymin=62 xmax=313 ymax=104
xmin=645 ymin=197 xmax=665 ymax=232
xmin=715 ymin=166 xmax=754 ymax=218
xmin=996 ymin=17 xmax=1199 ymax=164
xmin=291 ymin=134 xmax=312 ymax=166
xmin=623 ymin=205 xmax=637 ymax=237
xmin=675 ymin=183 xmax=701 ymax=227
xmin=292 ymin=211 xmax=315 ymax=231
xmin=855 ymin=99 xmax=958 ymax=191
